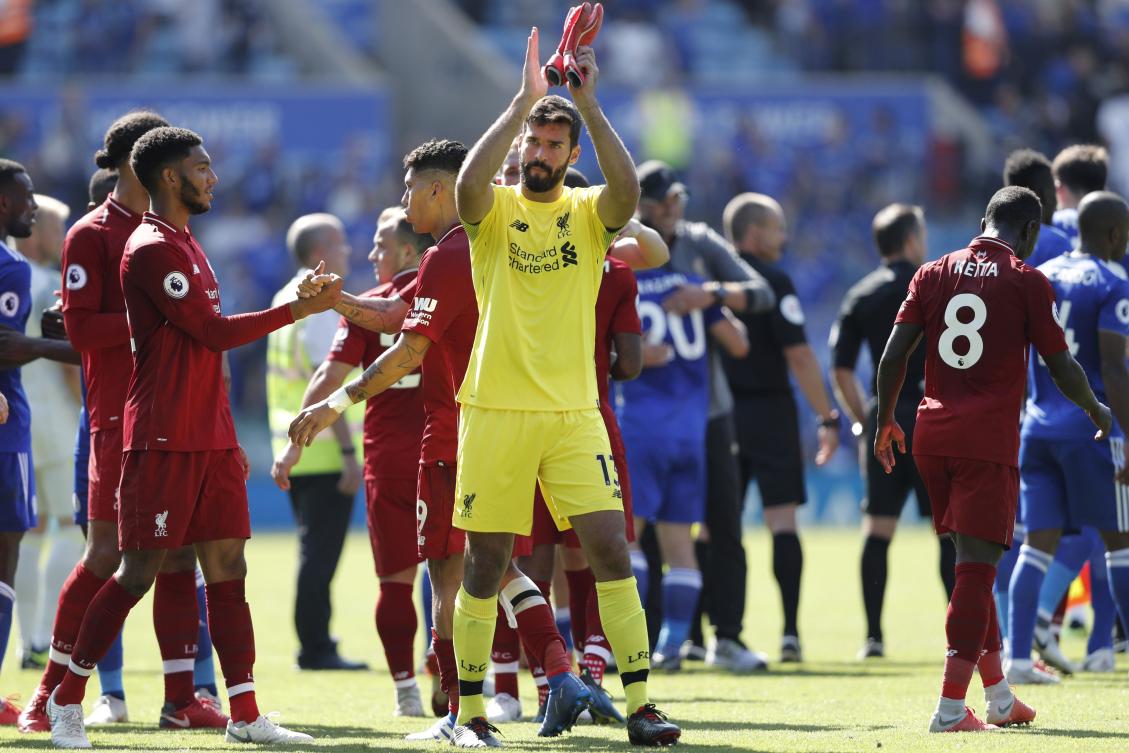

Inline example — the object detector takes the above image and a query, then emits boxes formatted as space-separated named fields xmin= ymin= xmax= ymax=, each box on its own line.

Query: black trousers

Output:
xmin=698 ymin=412 xmax=748 ymax=641
xmin=288 ymin=472 xmax=354 ymax=661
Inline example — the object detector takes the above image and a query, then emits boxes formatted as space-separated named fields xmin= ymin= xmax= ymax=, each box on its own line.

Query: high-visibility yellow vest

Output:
xmin=266 ymin=274 xmax=363 ymax=476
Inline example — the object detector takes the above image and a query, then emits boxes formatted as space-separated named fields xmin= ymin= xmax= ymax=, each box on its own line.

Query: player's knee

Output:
xmin=116 ymin=551 xmax=165 ymax=596
xmin=82 ymin=538 xmax=123 ymax=579
xmin=161 ymin=545 xmax=197 ymax=573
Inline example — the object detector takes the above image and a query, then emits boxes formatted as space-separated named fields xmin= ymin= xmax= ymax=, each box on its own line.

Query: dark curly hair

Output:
xmin=95 ymin=110 xmax=170 ymax=170
xmin=526 ymin=95 xmax=581 ymax=149
xmin=1003 ymin=149 xmax=1056 ymax=222
xmin=402 ymin=139 xmax=468 ymax=176
xmin=129 ymin=127 xmax=203 ymax=195
xmin=985 ymin=185 xmax=1042 ymax=233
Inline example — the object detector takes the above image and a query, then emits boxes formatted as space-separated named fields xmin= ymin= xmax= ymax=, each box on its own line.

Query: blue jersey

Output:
xmin=0 ymin=241 xmax=32 ymax=453
xmin=1052 ymin=208 xmax=1080 ymax=246
xmin=1025 ymin=223 xmax=1074 ymax=268
xmin=616 ymin=269 xmax=722 ymax=442
xmin=1023 ymin=252 xmax=1129 ymax=440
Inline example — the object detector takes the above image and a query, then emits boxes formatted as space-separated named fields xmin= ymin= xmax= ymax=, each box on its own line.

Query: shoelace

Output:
xmin=468 ymin=718 xmax=503 ymax=739
xmin=637 ymin=704 xmax=669 ymax=722
xmin=59 ymin=706 xmax=85 ymax=738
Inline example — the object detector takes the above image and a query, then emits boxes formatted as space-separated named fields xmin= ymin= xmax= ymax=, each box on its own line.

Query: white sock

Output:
xmin=937 ymin=696 xmax=965 ymax=718
xmin=984 ymin=678 xmax=1013 ymax=705
xmin=15 ymin=534 xmax=43 ymax=652
xmin=38 ymin=524 xmax=85 ymax=647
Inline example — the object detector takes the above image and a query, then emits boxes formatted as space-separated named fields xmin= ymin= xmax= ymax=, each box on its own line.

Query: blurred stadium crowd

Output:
xmin=1 ymin=0 xmax=1126 ymax=493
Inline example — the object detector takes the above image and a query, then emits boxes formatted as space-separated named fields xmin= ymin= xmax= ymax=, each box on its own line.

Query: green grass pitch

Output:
xmin=2 ymin=526 xmax=1127 ymax=751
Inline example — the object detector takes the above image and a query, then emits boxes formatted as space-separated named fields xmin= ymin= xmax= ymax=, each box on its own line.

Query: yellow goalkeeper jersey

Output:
xmin=459 ymin=183 xmax=617 ymax=411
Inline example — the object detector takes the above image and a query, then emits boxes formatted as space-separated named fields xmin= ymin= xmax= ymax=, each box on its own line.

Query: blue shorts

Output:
xmin=623 ymin=435 xmax=704 ymax=524
xmin=1019 ymin=435 xmax=1129 ymax=533
xmin=73 ymin=415 xmax=90 ymax=527
xmin=0 ymin=450 xmax=37 ymax=532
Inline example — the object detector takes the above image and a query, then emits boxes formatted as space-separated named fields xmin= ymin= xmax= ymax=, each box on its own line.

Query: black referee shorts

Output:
xmin=733 ymin=392 xmax=806 ymax=508
xmin=862 ymin=403 xmax=929 ymax=518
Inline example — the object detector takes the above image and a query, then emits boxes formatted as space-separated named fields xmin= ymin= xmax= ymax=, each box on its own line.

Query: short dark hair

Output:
xmin=88 ymin=168 xmax=118 ymax=206
xmin=1003 ymin=148 xmax=1055 ymax=219
xmin=1053 ymin=144 xmax=1108 ymax=196
xmin=872 ymin=203 xmax=924 ymax=257
xmin=526 ymin=95 xmax=581 ymax=149
xmin=564 ymin=167 xmax=590 ymax=189
xmin=379 ymin=207 xmax=431 ymax=256
xmin=0 ymin=158 xmax=27 ymax=190
xmin=95 ymin=110 xmax=169 ymax=169
xmin=722 ymin=192 xmax=779 ymax=246
xmin=402 ymin=139 xmax=467 ymax=176
xmin=129 ymin=127 xmax=203 ymax=195
xmin=985 ymin=186 xmax=1042 ymax=232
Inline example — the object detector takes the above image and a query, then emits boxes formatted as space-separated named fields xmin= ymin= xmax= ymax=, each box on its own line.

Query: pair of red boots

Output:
xmin=543 ymin=2 xmax=604 ymax=88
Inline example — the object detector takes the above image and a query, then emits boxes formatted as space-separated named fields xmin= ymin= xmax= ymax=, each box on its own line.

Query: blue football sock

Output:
xmin=0 ymin=582 xmax=14 ymax=674
xmin=655 ymin=568 xmax=702 ymax=657
xmin=629 ymin=549 xmax=649 ymax=604
xmin=97 ymin=631 xmax=125 ymax=699
xmin=193 ymin=570 xmax=218 ymax=694
xmin=1107 ymin=548 xmax=1129 ymax=643
xmin=1009 ymin=545 xmax=1053 ymax=661
xmin=1037 ymin=561 xmax=1079 ymax=618
xmin=554 ymin=607 xmax=574 ymax=655
xmin=421 ymin=570 xmax=434 ymax=640
xmin=1088 ymin=545 xmax=1115 ymax=654
xmin=994 ymin=525 xmax=1024 ymax=639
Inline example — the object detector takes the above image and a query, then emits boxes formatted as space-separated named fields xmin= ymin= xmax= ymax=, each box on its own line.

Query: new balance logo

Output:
xmin=561 ymin=241 xmax=577 ymax=267
xmin=556 ymin=211 xmax=571 ymax=239
xmin=460 ymin=493 xmax=476 ymax=518
xmin=510 ymin=220 xmax=529 ymax=232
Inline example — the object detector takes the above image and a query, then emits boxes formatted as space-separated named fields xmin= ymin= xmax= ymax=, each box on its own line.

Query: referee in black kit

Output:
xmin=721 ymin=192 xmax=841 ymax=664
xmin=828 ymin=203 xmax=956 ymax=660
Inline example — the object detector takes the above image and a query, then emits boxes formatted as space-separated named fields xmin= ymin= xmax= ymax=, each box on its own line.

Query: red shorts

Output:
xmin=416 ymin=461 xmax=466 ymax=561
xmin=529 ymin=408 xmax=635 ymax=548
xmin=117 ymin=449 xmax=250 ymax=550
xmin=87 ymin=428 xmax=123 ymax=523
xmin=512 ymin=532 xmax=534 ymax=558
xmin=365 ymin=475 xmax=423 ymax=577
xmin=915 ymin=454 xmax=1019 ymax=547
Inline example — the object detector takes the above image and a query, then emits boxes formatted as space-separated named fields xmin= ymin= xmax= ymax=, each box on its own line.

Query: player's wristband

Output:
xmin=326 ymin=387 xmax=354 ymax=416
xmin=818 ymin=410 xmax=841 ymax=430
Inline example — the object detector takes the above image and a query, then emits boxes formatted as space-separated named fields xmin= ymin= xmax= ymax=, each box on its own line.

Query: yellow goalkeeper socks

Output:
xmin=596 ymin=576 xmax=650 ymax=713
xmin=453 ymin=585 xmax=497 ymax=724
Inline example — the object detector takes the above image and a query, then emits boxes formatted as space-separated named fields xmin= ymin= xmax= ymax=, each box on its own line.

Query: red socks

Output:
xmin=376 ymin=582 xmax=417 ymax=686
xmin=978 ymin=598 xmax=1004 ymax=687
xmin=432 ymin=629 xmax=459 ymax=715
xmin=513 ymin=579 xmax=571 ymax=680
xmin=582 ymin=580 xmax=611 ymax=685
xmin=491 ymin=604 xmax=520 ymax=698
xmin=154 ymin=571 xmax=199 ymax=709
xmin=55 ymin=577 xmax=142 ymax=706
xmin=564 ymin=568 xmax=594 ymax=654
xmin=205 ymin=579 xmax=259 ymax=723
xmin=941 ymin=562 xmax=996 ymax=700
xmin=42 ymin=564 xmax=107 ymax=693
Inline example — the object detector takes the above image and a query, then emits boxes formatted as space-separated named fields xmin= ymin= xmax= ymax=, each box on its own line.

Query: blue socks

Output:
xmin=1105 ymin=548 xmax=1129 ymax=650
xmin=193 ymin=570 xmax=218 ymax=695
xmin=97 ymin=631 xmax=125 ymax=699
xmin=555 ymin=608 xmax=574 ymax=655
xmin=994 ymin=526 xmax=1023 ymax=640
xmin=1008 ymin=545 xmax=1053 ymax=661
xmin=1088 ymin=547 xmax=1115 ymax=654
xmin=0 ymin=582 xmax=13 ymax=674
xmin=421 ymin=570 xmax=434 ymax=639
xmin=655 ymin=568 xmax=702 ymax=657
xmin=630 ymin=549 xmax=649 ymax=604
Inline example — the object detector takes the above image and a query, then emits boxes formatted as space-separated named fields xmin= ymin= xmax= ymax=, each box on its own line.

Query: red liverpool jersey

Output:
xmin=400 ymin=225 xmax=477 ymax=465
xmin=594 ymin=256 xmax=641 ymax=406
xmin=327 ymin=270 xmax=424 ymax=479
xmin=121 ymin=212 xmax=292 ymax=452
xmin=61 ymin=197 xmax=142 ymax=432
xmin=895 ymin=236 xmax=1068 ymax=467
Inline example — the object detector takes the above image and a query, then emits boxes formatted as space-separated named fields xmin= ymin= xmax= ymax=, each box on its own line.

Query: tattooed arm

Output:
xmin=334 ymin=292 xmax=411 ymax=334
xmin=288 ymin=331 xmax=432 ymax=447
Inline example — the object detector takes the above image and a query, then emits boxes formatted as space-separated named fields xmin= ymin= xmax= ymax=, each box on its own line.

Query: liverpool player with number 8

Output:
xmin=875 ymin=186 xmax=1110 ymax=733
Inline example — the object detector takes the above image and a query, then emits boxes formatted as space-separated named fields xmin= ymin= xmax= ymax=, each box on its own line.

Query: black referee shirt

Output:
xmin=830 ymin=258 xmax=925 ymax=406
xmin=723 ymin=255 xmax=807 ymax=396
